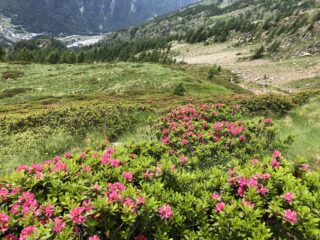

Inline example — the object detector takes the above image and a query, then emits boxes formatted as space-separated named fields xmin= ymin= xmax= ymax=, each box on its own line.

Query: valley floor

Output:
xmin=173 ymin=43 xmax=320 ymax=93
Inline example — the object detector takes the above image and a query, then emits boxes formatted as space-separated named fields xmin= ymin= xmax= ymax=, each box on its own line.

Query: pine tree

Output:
xmin=47 ymin=50 xmax=60 ymax=64
xmin=0 ymin=45 xmax=5 ymax=61
xmin=77 ymin=52 xmax=85 ymax=63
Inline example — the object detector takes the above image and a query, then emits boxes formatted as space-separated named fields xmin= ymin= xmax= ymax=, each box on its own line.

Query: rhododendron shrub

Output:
xmin=158 ymin=104 xmax=286 ymax=167
xmin=0 ymin=103 xmax=319 ymax=239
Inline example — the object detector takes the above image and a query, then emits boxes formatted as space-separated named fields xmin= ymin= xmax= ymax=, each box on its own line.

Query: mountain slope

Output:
xmin=101 ymin=0 xmax=320 ymax=57
xmin=0 ymin=0 xmax=198 ymax=35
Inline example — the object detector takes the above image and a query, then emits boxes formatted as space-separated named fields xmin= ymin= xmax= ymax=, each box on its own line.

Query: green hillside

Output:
xmin=101 ymin=0 xmax=319 ymax=58
xmin=0 ymin=62 xmax=246 ymax=107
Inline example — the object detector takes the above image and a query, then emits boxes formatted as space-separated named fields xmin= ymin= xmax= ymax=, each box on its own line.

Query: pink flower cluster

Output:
xmin=228 ymin=168 xmax=270 ymax=199
xmin=101 ymin=147 xmax=121 ymax=167
xmin=284 ymin=209 xmax=298 ymax=224
xmin=159 ymin=204 xmax=173 ymax=219
xmin=0 ymin=212 xmax=10 ymax=233
xmin=19 ymin=226 xmax=35 ymax=240
xmin=282 ymin=192 xmax=295 ymax=204
xmin=123 ymin=172 xmax=134 ymax=182
xmin=70 ymin=207 xmax=86 ymax=224
xmin=104 ymin=183 xmax=144 ymax=213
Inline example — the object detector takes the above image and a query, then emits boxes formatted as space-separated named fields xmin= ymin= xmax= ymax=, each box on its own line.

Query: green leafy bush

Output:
xmin=0 ymin=103 xmax=319 ymax=239
xmin=173 ymin=83 xmax=186 ymax=96
xmin=251 ymin=46 xmax=265 ymax=60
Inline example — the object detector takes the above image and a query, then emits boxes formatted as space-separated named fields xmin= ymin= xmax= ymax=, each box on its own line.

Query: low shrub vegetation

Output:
xmin=0 ymin=103 xmax=319 ymax=239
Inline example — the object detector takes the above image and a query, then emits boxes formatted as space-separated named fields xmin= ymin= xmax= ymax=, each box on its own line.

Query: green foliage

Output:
xmin=251 ymin=46 xmax=265 ymax=60
xmin=0 ymin=103 xmax=319 ymax=239
xmin=207 ymin=65 xmax=222 ymax=80
xmin=1 ymin=70 xmax=24 ymax=80
xmin=47 ymin=51 xmax=60 ymax=64
xmin=0 ymin=45 xmax=5 ymax=60
xmin=172 ymin=83 xmax=186 ymax=96
xmin=158 ymin=103 xmax=288 ymax=167
xmin=77 ymin=52 xmax=85 ymax=63
xmin=0 ymin=103 xmax=140 ymax=174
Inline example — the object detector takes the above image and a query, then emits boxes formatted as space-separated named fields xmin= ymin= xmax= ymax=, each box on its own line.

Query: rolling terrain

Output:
xmin=0 ymin=1 xmax=320 ymax=239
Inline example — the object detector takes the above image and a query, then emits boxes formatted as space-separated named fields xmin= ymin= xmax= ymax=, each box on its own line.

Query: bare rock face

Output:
xmin=0 ymin=0 xmax=198 ymax=35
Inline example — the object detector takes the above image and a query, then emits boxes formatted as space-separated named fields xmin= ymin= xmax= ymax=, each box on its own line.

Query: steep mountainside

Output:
xmin=0 ymin=0 xmax=198 ymax=35
xmin=102 ymin=0 xmax=320 ymax=57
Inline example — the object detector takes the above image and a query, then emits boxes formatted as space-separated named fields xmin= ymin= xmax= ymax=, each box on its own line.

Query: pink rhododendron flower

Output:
xmin=155 ymin=165 xmax=162 ymax=174
xmin=64 ymin=152 xmax=73 ymax=159
xmin=52 ymin=156 xmax=61 ymax=162
xmin=4 ymin=234 xmax=18 ymax=240
xmin=10 ymin=204 xmax=20 ymax=215
xmin=215 ymin=102 xmax=224 ymax=108
xmin=122 ymin=197 xmax=135 ymax=209
xmin=108 ymin=182 xmax=126 ymax=192
xmin=19 ymin=226 xmax=35 ymax=240
xmin=110 ymin=159 xmax=120 ymax=168
xmin=273 ymin=150 xmax=281 ymax=159
xmin=162 ymin=137 xmax=170 ymax=144
xmin=82 ymin=165 xmax=92 ymax=173
xmin=137 ymin=196 xmax=145 ymax=205
xmin=123 ymin=172 xmax=134 ymax=182
xmin=0 ymin=189 xmax=9 ymax=201
xmin=17 ymin=165 xmax=28 ymax=172
xmin=263 ymin=118 xmax=273 ymax=124
xmin=88 ymin=235 xmax=100 ymax=240
xmin=82 ymin=200 xmax=93 ymax=212
xmin=100 ymin=153 xmax=110 ymax=165
xmin=80 ymin=153 xmax=87 ymax=159
xmin=179 ymin=155 xmax=188 ymax=165
xmin=284 ymin=209 xmax=298 ymax=224
xmin=0 ymin=212 xmax=10 ymax=233
xmin=53 ymin=217 xmax=66 ymax=233
xmin=237 ymin=177 xmax=248 ymax=187
xmin=263 ymin=173 xmax=271 ymax=179
xmin=106 ymin=147 xmax=115 ymax=155
xmin=228 ymin=177 xmax=236 ymax=186
xmin=216 ymin=202 xmax=225 ymax=212
xmin=70 ymin=207 xmax=86 ymax=224
xmin=242 ymin=199 xmax=255 ymax=208
xmin=239 ymin=135 xmax=246 ymax=141
xmin=237 ymin=187 xmax=246 ymax=197
xmin=43 ymin=205 xmax=55 ymax=218
xmin=248 ymin=177 xmax=258 ymax=188
xmin=271 ymin=159 xmax=280 ymax=169
xmin=211 ymin=193 xmax=221 ymax=201
xmin=159 ymin=204 xmax=173 ymax=219
xmin=144 ymin=170 xmax=154 ymax=179
xmin=257 ymin=186 xmax=269 ymax=195
xmin=282 ymin=192 xmax=295 ymax=204
xmin=251 ymin=159 xmax=259 ymax=166
xmin=228 ymin=167 xmax=236 ymax=176
xmin=135 ymin=234 xmax=147 ymax=240
xmin=29 ymin=164 xmax=43 ymax=172
xmin=214 ymin=122 xmax=223 ymax=132
xmin=181 ymin=139 xmax=189 ymax=145
xmin=107 ymin=191 xmax=119 ymax=203
xmin=53 ymin=162 xmax=67 ymax=172
xmin=299 ymin=164 xmax=310 ymax=172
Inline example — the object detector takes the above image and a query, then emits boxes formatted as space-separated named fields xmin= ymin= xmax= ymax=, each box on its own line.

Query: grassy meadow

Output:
xmin=0 ymin=62 xmax=248 ymax=174
xmin=276 ymin=95 xmax=320 ymax=168
xmin=0 ymin=62 xmax=247 ymax=106
xmin=0 ymin=61 xmax=319 ymax=174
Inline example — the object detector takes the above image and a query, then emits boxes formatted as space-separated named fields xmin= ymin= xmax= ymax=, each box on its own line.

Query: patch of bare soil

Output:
xmin=173 ymin=43 xmax=320 ymax=93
